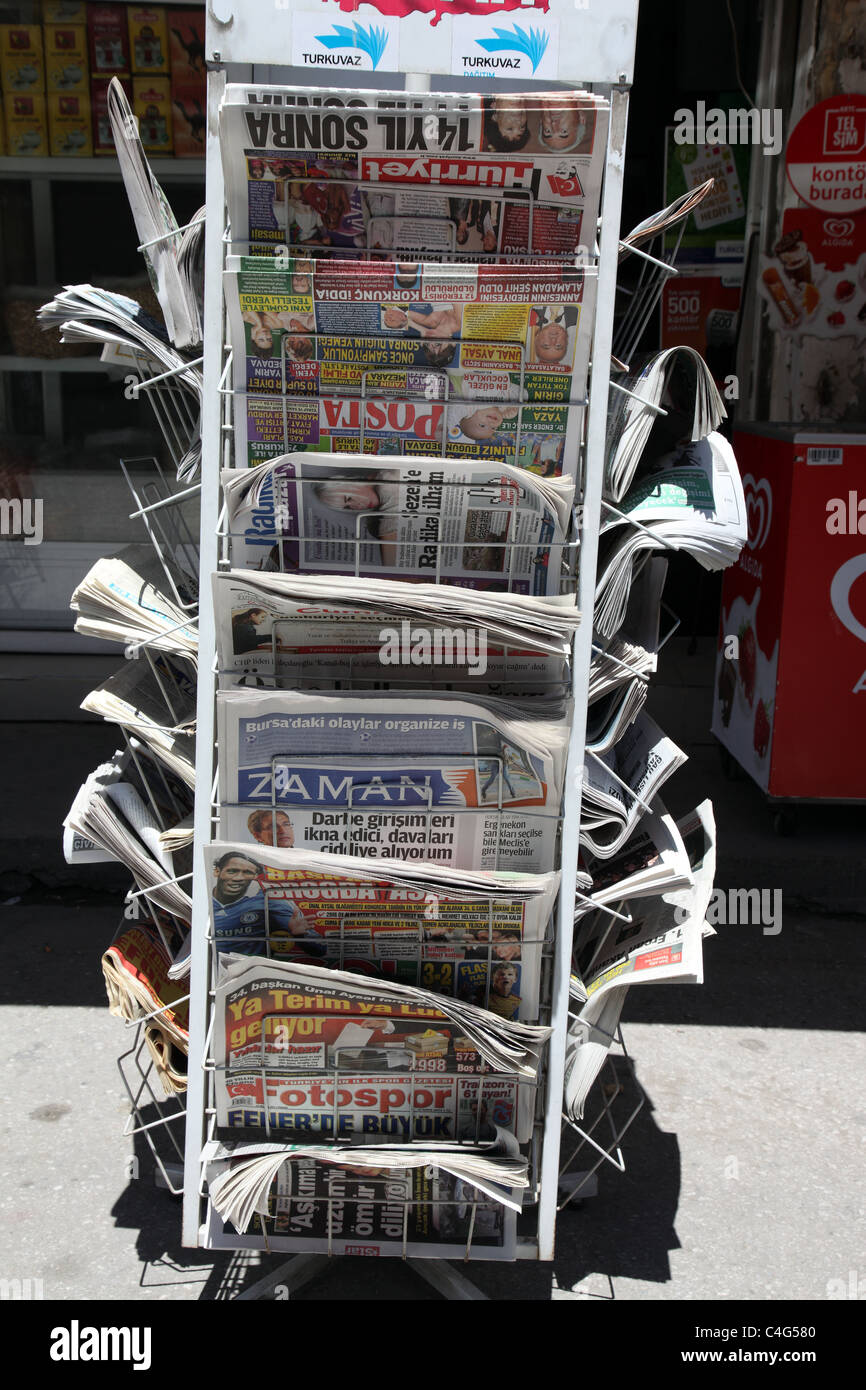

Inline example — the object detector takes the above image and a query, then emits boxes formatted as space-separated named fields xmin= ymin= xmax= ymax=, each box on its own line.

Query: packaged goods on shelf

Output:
xmin=48 ymin=91 xmax=93 ymax=156
xmin=128 ymin=5 xmax=169 ymax=75
xmin=133 ymin=73 xmax=172 ymax=153
xmin=0 ymin=23 xmax=44 ymax=92
xmin=3 ymin=91 xmax=48 ymax=157
xmin=87 ymin=3 xmax=131 ymax=77
xmin=44 ymin=21 xmax=89 ymax=92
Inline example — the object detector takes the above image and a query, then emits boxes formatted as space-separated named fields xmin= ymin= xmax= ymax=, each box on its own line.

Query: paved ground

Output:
xmin=0 ymin=642 xmax=864 ymax=1301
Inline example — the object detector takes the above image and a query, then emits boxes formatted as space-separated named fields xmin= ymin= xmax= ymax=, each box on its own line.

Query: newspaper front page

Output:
xmin=222 ymin=452 xmax=574 ymax=593
xmin=217 ymin=690 xmax=569 ymax=872
xmin=220 ymin=86 xmax=609 ymax=263
xmin=203 ymin=842 xmax=559 ymax=1021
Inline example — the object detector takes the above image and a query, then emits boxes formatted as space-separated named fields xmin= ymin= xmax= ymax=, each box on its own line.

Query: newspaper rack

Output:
xmin=150 ymin=1 xmax=644 ymax=1284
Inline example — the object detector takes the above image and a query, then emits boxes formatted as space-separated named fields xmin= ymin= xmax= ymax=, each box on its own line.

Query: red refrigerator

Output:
xmin=712 ymin=424 xmax=866 ymax=800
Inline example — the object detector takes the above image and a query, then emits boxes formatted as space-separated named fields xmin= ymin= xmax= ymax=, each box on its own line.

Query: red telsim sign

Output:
xmin=786 ymin=95 xmax=866 ymax=213
xmin=330 ymin=0 xmax=551 ymax=25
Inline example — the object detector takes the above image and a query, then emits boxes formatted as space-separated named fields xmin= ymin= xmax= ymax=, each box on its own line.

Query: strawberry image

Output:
xmin=753 ymin=700 xmax=771 ymax=758
xmin=738 ymin=622 xmax=757 ymax=705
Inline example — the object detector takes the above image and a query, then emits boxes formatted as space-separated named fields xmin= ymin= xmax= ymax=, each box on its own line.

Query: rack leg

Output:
xmin=405 ymin=1260 xmax=488 ymax=1301
xmin=235 ymin=1254 xmax=331 ymax=1301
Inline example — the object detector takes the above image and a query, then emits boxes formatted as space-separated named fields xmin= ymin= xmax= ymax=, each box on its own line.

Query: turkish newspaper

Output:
xmin=224 ymin=255 xmax=593 ymax=477
xmin=219 ymin=86 xmax=609 ymax=262
xmin=216 ymin=689 xmax=570 ymax=873
xmin=212 ymin=569 xmax=573 ymax=696
xmin=204 ymin=1138 xmax=523 ymax=1257
xmin=203 ymin=841 xmax=561 ymax=1022
xmin=213 ymin=954 xmax=551 ymax=1144
xmin=221 ymin=451 xmax=574 ymax=594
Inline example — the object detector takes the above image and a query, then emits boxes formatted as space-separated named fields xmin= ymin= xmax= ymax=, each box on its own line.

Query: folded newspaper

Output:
xmin=202 ymin=841 xmax=563 ymax=1022
xmin=63 ymin=753 xmax=192 ymax=921
xmin=605 ymin=347 xmax=727 ymax=502
xmin=107 ymin=76 xmax=202 ymax=349
xmin=217 ymin=688 xmax=571 ymax=872
xmin=63 ymin=738 xmax=192 ymax=865
xmin=220 ymin=85 xmax=609 ymax=263
xmin=577 ymin=797 xmax=693 ymax=917
xmin=214 ymin=953 xmax=552 ymax=1143
xmin=222 ymin=452 xmax=574 ymax=593
xmin=595 ymin=432 xmax=747 ymax=638
xmin=215 ymin=570 xmax=571 ymax=697
xmin=38 ymin=284 xmax=203 ymax=399
xmin=102 ymin=919 xmax=190 ymax=1096
xmin=70 ymin=545 xmax=198 ymax=659
xmin=564 ymin=801 xmax=716 ymax=1119
xmin=203 ymin=1137 xmax=525 ymax=1255
xmin=580 ymin=712 xmax=687 ymax=859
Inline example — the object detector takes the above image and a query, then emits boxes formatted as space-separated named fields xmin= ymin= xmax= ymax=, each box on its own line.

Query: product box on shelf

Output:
xmin=168 ymin=8 xmax=205 ymax=80
xmin=91 ymin=73 xmax=129 ymax=153
xmin=87 ymin=3 xmax=131 ymax=76
xmin=44 ymin=3 xmax=88 ymax=19
xmin=3 ymin=90 xmax=48 ymax=157
xmin=133 ymin=74 xmax=172 ymax=153
xmin=171 ymin=83 xmax=204 ymax=156
xmin=128 ymin=5 xmax=169 ymax=74
xmin=0 ymin=24 xmax=45 ymax=92
xmin=169 ymin=7 xmax=205 ymax=156
xmin=44 ymin=23 xmax=90 ymax=92
xmin=48 ymin=90 xmax=93 ymax=156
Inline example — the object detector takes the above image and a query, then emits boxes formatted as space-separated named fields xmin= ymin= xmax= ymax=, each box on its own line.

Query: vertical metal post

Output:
xmin=536 ymin=84 xmax=630 ymax=1261
xmin=182 ymin=62 xmax=229 ymax=1247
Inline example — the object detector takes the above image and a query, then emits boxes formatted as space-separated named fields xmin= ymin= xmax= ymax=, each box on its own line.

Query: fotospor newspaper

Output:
xmin=216 ymin=689 xmax=571 ymax=873
xmin=213 ymin=953 xmax=551 ymax=1144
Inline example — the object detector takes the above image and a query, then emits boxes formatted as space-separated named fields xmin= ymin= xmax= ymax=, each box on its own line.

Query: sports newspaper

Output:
xmin=203 ymin=841 xmax=560 ymax=1021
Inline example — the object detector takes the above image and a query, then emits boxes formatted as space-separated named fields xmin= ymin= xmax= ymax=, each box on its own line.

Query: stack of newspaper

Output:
xmin=204 ymin=1136 xmax=527 ymax=1255
xmin=205 ymin=1134 xmax=527 ymax=1244
xmin=213 ymin=953 xmax=551 ymax=1145
xmin=70 ymin=546 xmax=198 ymax=659
xmin=605 ymin=347 xmax=727 ymax=503
xmin=107 ymin=77 xmax=203 ymax=349
xmin=216 ymin=687 xmax=571 ymax=874
xmin=211 ymin=568 xmax=578 ymax=700
xmin=63 ymin=751 xmax=192 ymax=920
xmin=565 ymin=802 xmax=716 ymax=1120
xmin=595 ymin=432 xmax=748 ymax=638
xmin=102 ymin=918 xmax=190 ymax=1096
xmin=200 ymin=840 xmax=567 ymax=1022
xmin=219 ymin=85 xmax=609 ymax=478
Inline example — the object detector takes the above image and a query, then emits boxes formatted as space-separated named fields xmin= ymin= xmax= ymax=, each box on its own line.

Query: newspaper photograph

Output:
xmin=225 ymin=254 xmax=596 ymax=409
xmin=203 ymin=841 xmax=559 ymax=1020
xmin=216 ymin=689 xmax=570 ymax=872
xmin=222 ymin=451 xmax=574 ymax=593
xmin=220 ymin=86 xmax=609 ymax=262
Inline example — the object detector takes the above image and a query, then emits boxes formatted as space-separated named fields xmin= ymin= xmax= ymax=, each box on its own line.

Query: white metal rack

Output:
xmin=180 ymin=0 xmax=638 ymax=1272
